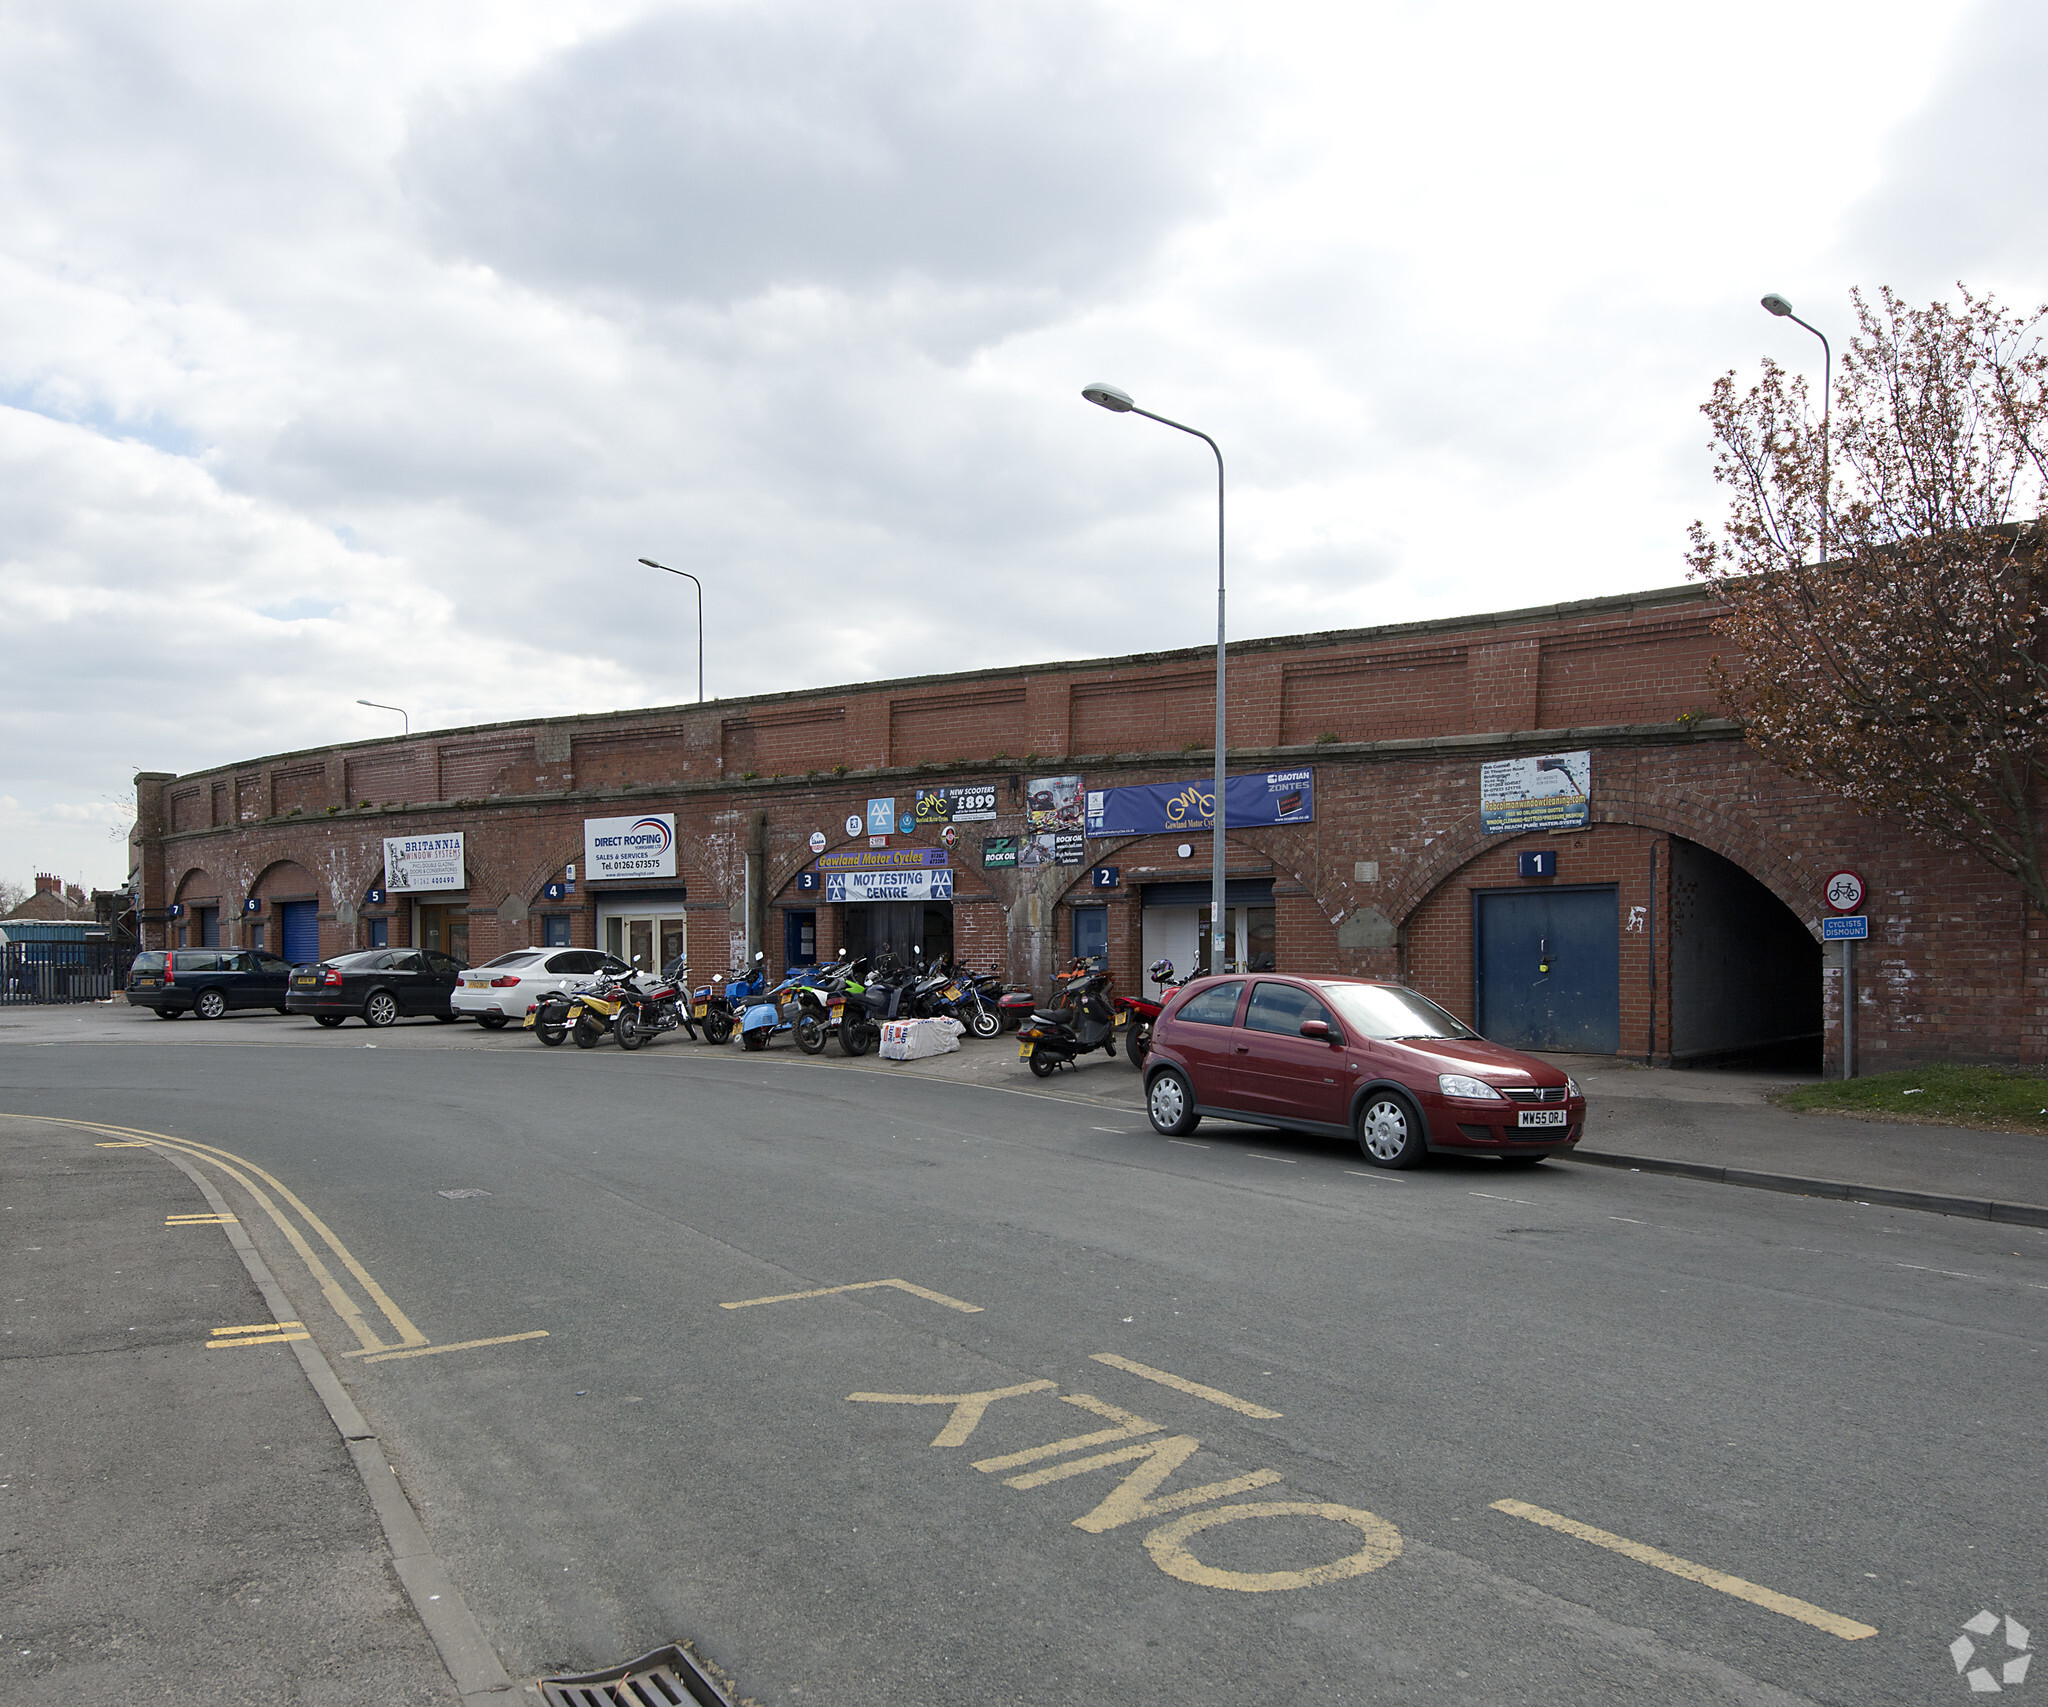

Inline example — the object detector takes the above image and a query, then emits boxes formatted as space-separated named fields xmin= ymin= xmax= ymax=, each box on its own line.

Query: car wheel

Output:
xmin=702 ymin=1013 xmax=734 ymax=1045
xmin=1356 ymin=1090 xmax=1427 ymax=1169
xmin=314 ymin=1014 xmax=345 ymax=1028
xmin=970 ymin=1008 xmax=1001 ymax=1040
xmin=477 ymin=1014 xmax=508 ymax=1031
xmin=153 ymin=1007 xmax=181 ymax=1020
xmin=794 ymin=1014 xmax=826 ymax=1055
xmin=362 ymin=990 xmax=400 ymax=1029
xmin=193 ymin=988 xmax=227 ymax=1021
xmin=1145 ymin=1067 xmax=1200 ymax=1136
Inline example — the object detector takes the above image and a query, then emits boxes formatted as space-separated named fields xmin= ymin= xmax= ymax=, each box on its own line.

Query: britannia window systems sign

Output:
xmin=915 ymin=783 xmax=997 ymax=824
xmin=584 ymin=813 xmax=677 ymax=880
xmin=816 ymin=848 xmax=949 ymax=872
xmin=383 ymin=832 xmax=464 ymax=893
xmin=1084 ymin=771 xmax=1315 ymax=836
xmin=826 ymin=869 xmax=956 ymax=903
xmin=1479 ymin=752 xmax=1591 ymax=834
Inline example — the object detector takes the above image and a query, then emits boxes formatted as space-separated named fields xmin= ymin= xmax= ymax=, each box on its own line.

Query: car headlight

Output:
xmin=1566 ymin=1075 xmax=1581 ymax=1099
xmin=1438 ymin=1073 xmax=1504 ymax=1100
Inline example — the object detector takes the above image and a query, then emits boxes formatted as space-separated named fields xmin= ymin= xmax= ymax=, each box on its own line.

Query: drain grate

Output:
xmin=540 ymin=1644 xmax=735 ymax=1707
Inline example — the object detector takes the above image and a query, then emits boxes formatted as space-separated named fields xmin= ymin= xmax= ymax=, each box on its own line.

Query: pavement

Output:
xmin=4 ymin=1000 xmax=2045 ymax=1704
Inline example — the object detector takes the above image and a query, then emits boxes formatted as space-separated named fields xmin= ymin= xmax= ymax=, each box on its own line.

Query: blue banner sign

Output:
xmin=1085 ymin=770 xmax=1314 ymax=837
xmin=1821 ymin=914 xmax=1869 ymax=940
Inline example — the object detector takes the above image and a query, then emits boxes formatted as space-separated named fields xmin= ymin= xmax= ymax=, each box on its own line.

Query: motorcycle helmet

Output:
xmin=1148 ymin=957 xmax=1175 ymax=984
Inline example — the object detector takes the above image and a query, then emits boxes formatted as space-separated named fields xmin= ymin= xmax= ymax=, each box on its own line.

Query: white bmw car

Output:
xmin=453 ymin=947 xmax=631 ymax=1028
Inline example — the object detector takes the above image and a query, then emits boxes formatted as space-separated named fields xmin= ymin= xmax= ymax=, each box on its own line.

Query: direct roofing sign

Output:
xmin=1480 ymin=752 xmax=1591 ymax=834
xmin=383 ymin=832 xmax=464 ymax=893
xmin=584 ymin=813 xmax=677 ymax=880
xmin=1085 ymin=771 xmax=1315 ymax=837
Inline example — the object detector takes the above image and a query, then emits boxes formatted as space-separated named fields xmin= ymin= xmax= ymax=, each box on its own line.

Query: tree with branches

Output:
xmin=1688 ymin=286 xmax=2048 ymax=912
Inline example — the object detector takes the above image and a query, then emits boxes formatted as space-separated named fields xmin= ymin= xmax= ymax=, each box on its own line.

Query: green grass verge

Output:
xmin=1776 ymin=1065 xmax=2048 ymax=1133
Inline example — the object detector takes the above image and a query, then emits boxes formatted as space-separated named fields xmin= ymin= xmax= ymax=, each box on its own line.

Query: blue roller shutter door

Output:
xmin=280 ymin=902 xmax=321 ymax=966
xmin=1474 ymin=886 xmax=1619 ymax=1053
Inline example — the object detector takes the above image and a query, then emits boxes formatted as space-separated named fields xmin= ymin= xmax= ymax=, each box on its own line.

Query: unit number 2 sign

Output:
xmin=1824 ymin=870 xmax=1864 ymax=913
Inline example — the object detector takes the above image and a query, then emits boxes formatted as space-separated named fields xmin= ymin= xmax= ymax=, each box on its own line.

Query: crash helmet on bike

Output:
xmin=1148 ymin=958 xmax=1176 ymax=984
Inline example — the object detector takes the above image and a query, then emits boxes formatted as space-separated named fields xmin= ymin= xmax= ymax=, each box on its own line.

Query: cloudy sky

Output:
xmin=4 ymin=0 xmax=2042 ymax=890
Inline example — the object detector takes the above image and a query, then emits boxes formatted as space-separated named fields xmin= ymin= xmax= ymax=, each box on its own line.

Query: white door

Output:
xmin=600 ymin=911 xmax=688 ymax=974
xmin=1140 ymin=905 xmax=1200 ymax=997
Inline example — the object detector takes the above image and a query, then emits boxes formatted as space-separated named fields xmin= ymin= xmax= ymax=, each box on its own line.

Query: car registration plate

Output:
xmin=829 ymin=1004 xmax=843 ymax=1021
xmin=1518 ymin=1109 xmax=1569 ymax=1128
xmin=133 ymin=976 xmax=159 ymax=988
xmin=1113 ymin=1009 xmax=1128 ymax=1026
xmin=292 ymin=974 xmax=317 ymax=986
xmin=1018 ymin=1041 xmax=1033 ymax=1060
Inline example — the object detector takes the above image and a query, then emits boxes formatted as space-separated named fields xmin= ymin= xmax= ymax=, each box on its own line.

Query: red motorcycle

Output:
xmin=1114 ymin=958 xmax=1189 ymax=1071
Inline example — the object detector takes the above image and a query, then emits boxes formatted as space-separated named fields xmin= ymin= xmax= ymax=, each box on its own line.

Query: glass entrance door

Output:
xmin=1195 ymin=905 xmax=1276 ymax=975
xmin=417 ymin=904 xmax=470 ymax=965
xmin=604 ymin=913 xmax=688 ymax=974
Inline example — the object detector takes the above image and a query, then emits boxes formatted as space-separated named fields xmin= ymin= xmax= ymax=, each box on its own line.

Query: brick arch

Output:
xmin=172 ymin=864 xmax=220 ymax=903
xmin=1037 ymin=829 xmax=1324 ymax=913
xmin=249 ymin=859 xmax=321 ymax=902
xmin=510 ymin=841 xmax=584 ymax=906
xmin=1381 ymin=799 xmax=1821 ymax=934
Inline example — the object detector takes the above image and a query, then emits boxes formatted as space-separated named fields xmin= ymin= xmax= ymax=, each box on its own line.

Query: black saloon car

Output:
xmin=127 ymin=948 xmax=296 ymax=1019
xmin=286 ymin=949 xmax=468 ymax=1027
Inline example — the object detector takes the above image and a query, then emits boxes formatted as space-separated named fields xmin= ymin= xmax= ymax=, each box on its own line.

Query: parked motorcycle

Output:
xmin=690 ymin=956 xmax=767 ymax=1046
xmin=1016 ymin=961 xmax=1125 ymax=1076
xmin=741 ymin=956 xmax=829 ymax=1052
xmin=836 ymin=954 xmax=918 ymax=1057
xmin=613 ymin=957 xmax=698 ymax=1051
xmin=1115 ymin=957 xmax=1188 ymax=1071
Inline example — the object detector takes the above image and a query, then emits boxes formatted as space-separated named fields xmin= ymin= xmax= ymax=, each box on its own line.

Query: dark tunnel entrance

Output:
xmin=1668 ymin=839 xmax=1823 ymax=1071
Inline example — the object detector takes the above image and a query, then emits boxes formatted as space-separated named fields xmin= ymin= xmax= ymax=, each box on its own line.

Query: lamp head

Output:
xmin=1081 ymin=382 xmax=1135 ymax=413
xmin=355 ymin=699 xmax=375 ymax=708
xmin=1761 ymin=293 xmax=1794 ymax=318
xmin=637 ymin=557 xmax=662 ymax=568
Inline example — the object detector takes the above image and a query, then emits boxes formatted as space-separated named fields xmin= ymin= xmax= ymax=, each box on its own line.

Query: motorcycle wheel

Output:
xmin=702 ymin=1013 xmax=734 ymax=1045
xmin=742 ymin=1028 xmax=769 ymax=1052
xmin=1128 ymin=1026 xmax=1151 ymax=1069
xmin=614 ymin=1012 xmax=645 ymax=1051
xmin=794 ymin=1014 xmax=827 ymax=1055
xmin=1028 ymin=1050 xmax=1061 ymax=1078
xmin=970 ymin=1007 xmax=1001 ymax=1040
xmin=573 ymin=1015 xmax=604 ymax=1049
xmin=840 ymin=1018 xmax=873 ymax=1057
xmin=536 ymin=1020 xmax=566 ymax=1047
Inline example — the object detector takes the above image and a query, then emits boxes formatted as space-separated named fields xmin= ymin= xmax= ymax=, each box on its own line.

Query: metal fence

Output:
xmin=1 ymin=940 xmax=139 ymax=1004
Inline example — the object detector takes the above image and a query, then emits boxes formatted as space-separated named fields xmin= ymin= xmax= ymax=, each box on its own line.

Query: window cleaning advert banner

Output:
xmin=1479 ymin=752 xmax=1591 ymax=833
xmin=584 ymin=813 xmax=677 ymax=880
xmin=382 ymin=832 xmax=465 ymax=893
xmin=1084 ymin=771 xmax=1316 ymax=837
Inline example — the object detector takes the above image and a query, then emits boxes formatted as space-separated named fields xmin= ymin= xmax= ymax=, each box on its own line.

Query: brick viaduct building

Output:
xmin=132 ymin=582 xmax=2043 ymax=1071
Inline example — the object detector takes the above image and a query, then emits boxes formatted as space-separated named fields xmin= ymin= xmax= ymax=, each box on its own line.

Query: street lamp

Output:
xmin=639 ymin=558 xmax=704 ymax=703
xmin=356 ymin=699 xmax=409 ymax=736
xmin=1082 ymin=381 xmax=1230 ymax=975
xmin=1760 ymin=293 xmax=1831 ymax=564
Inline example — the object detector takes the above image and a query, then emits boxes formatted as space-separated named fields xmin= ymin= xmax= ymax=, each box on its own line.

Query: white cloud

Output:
xmin=0 ymin=0 xmax=2032 ymax=895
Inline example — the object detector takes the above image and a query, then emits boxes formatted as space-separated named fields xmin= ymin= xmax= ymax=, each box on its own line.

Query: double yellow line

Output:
xmin=21 ymin=1112 xmax=429 ymax=1357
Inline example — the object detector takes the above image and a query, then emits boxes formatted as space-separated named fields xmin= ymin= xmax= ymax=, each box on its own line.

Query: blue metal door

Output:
xmin=1474 ymin=886 xmax=1619 ymax=1052
xmin=279 ymin=901 xmax=320 ymax=966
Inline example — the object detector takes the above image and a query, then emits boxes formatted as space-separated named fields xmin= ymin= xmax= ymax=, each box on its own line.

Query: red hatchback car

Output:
xmin=1142 ymin=975 xmax=1585 ymax=1168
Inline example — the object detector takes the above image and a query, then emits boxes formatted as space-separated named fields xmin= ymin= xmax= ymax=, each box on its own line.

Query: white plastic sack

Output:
xmin=879 ymin=1017 xmax=964 ymax=1060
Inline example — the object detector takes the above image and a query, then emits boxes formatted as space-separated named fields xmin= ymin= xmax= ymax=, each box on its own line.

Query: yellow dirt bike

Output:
xmin=525 ymin=974 xmax=628 ymax=1048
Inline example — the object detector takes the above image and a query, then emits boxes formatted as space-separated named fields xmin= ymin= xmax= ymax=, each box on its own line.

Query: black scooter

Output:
xmin=1016 ymin=963 xmax=1124 ymax=1076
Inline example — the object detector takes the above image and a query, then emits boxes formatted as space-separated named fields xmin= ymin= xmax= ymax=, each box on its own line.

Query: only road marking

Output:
xmin=1090 ymin=1352 xmax=1282 ymax=1418
xmin=721 ymin=1277 xmax=982 ymax=1314
xmin=1489 ymin=1499 xmax=1877 ymax=1640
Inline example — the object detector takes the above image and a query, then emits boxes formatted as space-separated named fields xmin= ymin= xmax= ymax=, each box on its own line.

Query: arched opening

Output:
xmin=250 ymin=859 xmax=323 ymax=963
xmin=1668 ymin=838 xmax=1822 ymax=1070
xmin=173 ymin=867 xmax=220 ymax=948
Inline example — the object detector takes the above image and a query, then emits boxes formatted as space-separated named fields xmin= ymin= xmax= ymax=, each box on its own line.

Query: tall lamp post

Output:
xmin=639 ymin=558 xmax=705 ymax=703
xmin=1760 ymin=293 xmax=1831 ymax=565
xmin=356 ymin=699 xmax=409 ymax=736
xmin=1082 ymin=382 xmax=1230 ymax=975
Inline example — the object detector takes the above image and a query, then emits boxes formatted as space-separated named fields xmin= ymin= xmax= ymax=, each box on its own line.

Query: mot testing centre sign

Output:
xmin=383 ymin=832 xmax=464 ymax=893
xmin=826 ymin=868 xmax=955 ymax=903
xmin=584 ymin=813 xmax=677 ymax=880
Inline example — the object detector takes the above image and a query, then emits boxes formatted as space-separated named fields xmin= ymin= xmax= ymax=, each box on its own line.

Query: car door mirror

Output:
xmin=1299 ymin=1019 xmax=1332 ymax=1042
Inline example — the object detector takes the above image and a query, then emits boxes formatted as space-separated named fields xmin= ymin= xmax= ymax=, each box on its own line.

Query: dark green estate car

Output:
xmin=126 ymin=949 xmax=296 ymax=1019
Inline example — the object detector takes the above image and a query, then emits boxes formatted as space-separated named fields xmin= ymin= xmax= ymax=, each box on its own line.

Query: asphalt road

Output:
xmin=4 ymin=1012 xmax=2043 ymax=1705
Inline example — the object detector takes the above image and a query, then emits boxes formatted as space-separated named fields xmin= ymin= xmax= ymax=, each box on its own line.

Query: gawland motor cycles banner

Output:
xmin=1085 ymin=770 xmax=1316 ymax=837
xmin=1479 ymin=751 xmax=1591 ymax=833
xmin=383 ymin=832 xmax=464 ymax=893
xmin=585 ymin=813 xmax=677 ymax=880
xmin=825 ymin=868 xmax=956 ymax=903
